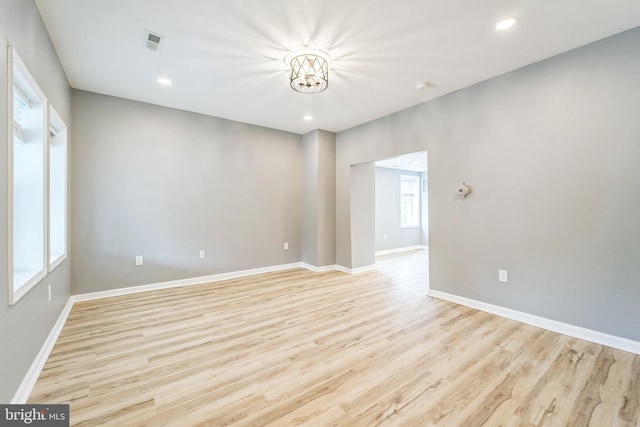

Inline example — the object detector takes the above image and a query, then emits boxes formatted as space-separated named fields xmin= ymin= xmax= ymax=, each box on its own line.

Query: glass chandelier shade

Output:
xmin=288 ymin=51 xmax=330 ymax=94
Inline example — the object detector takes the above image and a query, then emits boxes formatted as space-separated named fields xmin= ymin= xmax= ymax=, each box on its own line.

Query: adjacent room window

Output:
xmin=400 ymin=175 xmax=420 ymax=228
xmin=49 ymin=106 xmax=67 ymax=270
xmin=9 ymin=47 xmax=48 ymax=305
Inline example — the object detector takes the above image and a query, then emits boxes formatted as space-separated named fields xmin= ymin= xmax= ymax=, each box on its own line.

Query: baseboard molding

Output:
xmin=335 ymin=264 xmax=377 ymax=274
xmin=300 ymin=263 xmax=338 ymax=273
xmin=375 ymin=245 xmax=428 ymax=257
xmin=71 ymin=262 xmax=303 ymax=303
xmin=11 ymin=298 xmax=74 ymax=404
xmin=301 ymin=262 xmax=378 ymax=275
xmin=427 ymin=289 xmax=640 ymax=355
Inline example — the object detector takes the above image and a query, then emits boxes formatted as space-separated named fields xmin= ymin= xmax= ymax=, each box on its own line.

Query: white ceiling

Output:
xmin=35 ymin=0 xmax=640 ymax=135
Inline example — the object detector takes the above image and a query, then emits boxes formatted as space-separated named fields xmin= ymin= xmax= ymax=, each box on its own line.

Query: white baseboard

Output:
xmin=11 ymin=298 xmax=74 ymax=404
xmin=300 ymin=263 xmax=338 ymax=273
xmin=301 ymin=262 xmax=377 ymax=275
xmin=427 ymin=289 xmax=640 ymax=355
xmin=71 ymin=262 xmax=303 ymax=302
xmin=335 ymin=264 xmax=377 ymax=274
xmin=375 ymin=245 xmax=428 ymax=257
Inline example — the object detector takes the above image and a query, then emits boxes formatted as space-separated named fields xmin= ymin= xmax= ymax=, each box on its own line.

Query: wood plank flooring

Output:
xmin=29 ymin=250 xmax=640 ymax=426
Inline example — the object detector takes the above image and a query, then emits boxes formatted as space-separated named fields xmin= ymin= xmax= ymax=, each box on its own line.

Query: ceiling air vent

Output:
xmin=144 ymin=30 xmax=165 ymax=52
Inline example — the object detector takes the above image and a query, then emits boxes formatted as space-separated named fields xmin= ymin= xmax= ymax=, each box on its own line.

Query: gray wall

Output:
xmin=0 ymin=0 xmax=72 ymax=402
xmin=302 ymin=130 xmax=336 ymax=267
xmin=71 ymin=90 xmax=302 ymax=294
xmin=316 ymin=131 xmax=336 ymax=267
xmin=336 ymin=27 xmax=640 ymax=341
xmin=349 ymin=162 xmax=376 ymax=268
xmin=375 ymin=167 xmax=423 ymax=251
xmin=302 ymin=131 xmax=319 ymax=265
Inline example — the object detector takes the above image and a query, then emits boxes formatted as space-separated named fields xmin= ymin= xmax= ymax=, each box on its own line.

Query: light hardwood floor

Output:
xmin=29 ymin=250 xmax=639 ymax=426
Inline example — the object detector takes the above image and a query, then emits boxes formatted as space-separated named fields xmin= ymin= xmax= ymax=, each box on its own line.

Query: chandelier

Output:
xmin=287 ymin=50 xmax=330 ymax=94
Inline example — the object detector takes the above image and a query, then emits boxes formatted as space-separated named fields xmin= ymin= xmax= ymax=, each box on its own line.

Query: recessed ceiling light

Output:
xmin=496 ymin=17 xmax=518 ymax=31
xmin=304 ymin=115 xmax=313 ymax=121
xmin=157 ymin=77 xmax=172 ymax=86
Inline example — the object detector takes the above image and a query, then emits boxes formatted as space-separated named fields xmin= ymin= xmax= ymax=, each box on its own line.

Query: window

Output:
xmin=49 ymin=106 xmax=67 ymax=270
xmin=400 ymin=175 xmax=420 ymax=228
xmin=8 ymin=48 xmax=48 ymax=304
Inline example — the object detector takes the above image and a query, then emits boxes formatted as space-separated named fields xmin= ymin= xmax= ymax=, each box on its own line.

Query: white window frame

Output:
xmin=8 ymin=47 xmax=48 ymax=305
xmin=48 ymin=106 xmax=67 ymax=271
xmin=400 ymin=174 xmax=420 ymax=229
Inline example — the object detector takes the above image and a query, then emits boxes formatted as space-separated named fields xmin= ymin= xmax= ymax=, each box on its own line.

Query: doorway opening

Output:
xmin=374 ymin=151 xmax=428 ymax=287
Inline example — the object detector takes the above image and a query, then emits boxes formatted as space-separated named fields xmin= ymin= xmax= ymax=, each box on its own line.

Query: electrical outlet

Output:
xmin=135 ymin=256 xmax=143 ymax=266
xmin=199 ymin=250 xmax=205 ymax=258
xmin=283 ymin=242 xmax=289 ymax=250
xmin=384 ymin=233 xmax=388 ymax=240
xmin=499 ymin=269 xmax=508 ymax=283
xmin=48 ymin=284 xmax=52 ymax=302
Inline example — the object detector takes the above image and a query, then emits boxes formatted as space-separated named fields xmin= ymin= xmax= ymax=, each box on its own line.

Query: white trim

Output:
xmin=335 ymin=264 xmax=377 ymax=274
xmin=11 ymin=298 xmax=74 ymax=404
xmin=375 ymin=245 xmax=428 ymax=257
xmin=72 ymin=262 xmax=303 ymax=302
xmin=300 ymin=263 xmax=337 ymax=273
xmin=301 ymin=262 xmax=381 ymax=275
xmin=71 ymin=261 xmax=379 ymax=302
xmin=7 ymin=46 xmax=13 ymax=306
xmin=49 ymin=253 xmax=66 ymax=272
xmin=427 ymin=289 xmax=640 ymax=355
xmin=48 ymin=104 xmax=68 ymax=273
xmin=302 ymin=263 xmax=380 ymax=274
xmin=8 ymin=46 xmax=50 ymax=305
xmin=11 ymin=270 xmax=48 ymax=305
xmin=43 ymin=101 xmax=50 ymax=286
